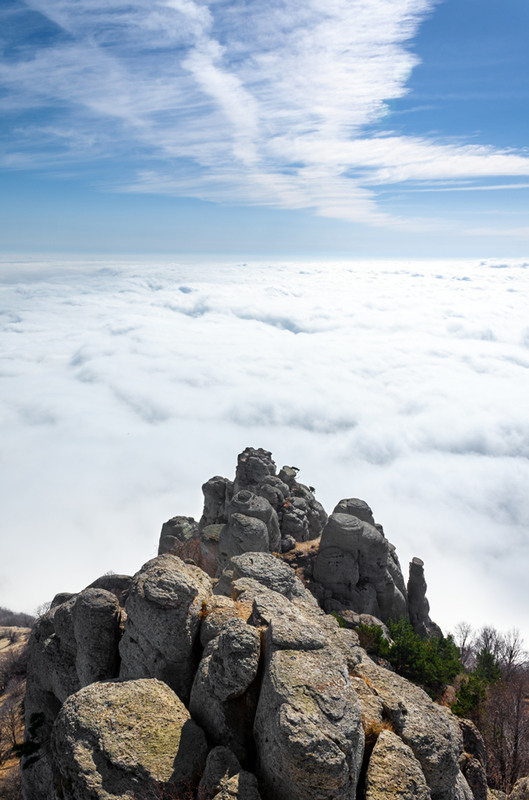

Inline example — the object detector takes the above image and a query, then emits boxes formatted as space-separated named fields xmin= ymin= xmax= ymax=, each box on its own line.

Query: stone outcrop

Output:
xmin=190 ymin=618 xmax=261 ymax=762
xmin=119 ymin=553 xmax=212 ymax=703
xmin=51 ymin=678 xmax=207 ymax=800
xmin=353 ymin=653 xmax=464 ymax=800
xmin=22 ymin=447 xmax=477 ymax=800
xmin=312 ymin=507 xmax=408 ymax=624
xmin=23 ymin=585 xmax=123 ymax=800
xmin=408 ymin=557 xmax=442 ymax=638
xmin=365 ymin=729 xmax=431 ymax=800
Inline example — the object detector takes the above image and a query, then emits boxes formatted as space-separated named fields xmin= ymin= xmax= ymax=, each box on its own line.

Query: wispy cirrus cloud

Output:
xmin=1 ymin=0 xmax=529 ymax=225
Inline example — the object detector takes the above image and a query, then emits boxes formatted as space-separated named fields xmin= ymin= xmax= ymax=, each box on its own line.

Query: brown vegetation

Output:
xmin=0 ymin=624 xmax=31 ymax=800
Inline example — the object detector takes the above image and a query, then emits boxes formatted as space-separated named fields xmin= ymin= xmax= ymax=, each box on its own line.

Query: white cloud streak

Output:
xmin=1 ymin=257 xmax=529 ymax=645
xmin=1 ymin=0 xmax=529 ymax=224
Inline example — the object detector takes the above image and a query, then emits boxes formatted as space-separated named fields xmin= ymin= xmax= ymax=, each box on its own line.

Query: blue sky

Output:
xmin=0 ymin=0 xmax=528 ymax=256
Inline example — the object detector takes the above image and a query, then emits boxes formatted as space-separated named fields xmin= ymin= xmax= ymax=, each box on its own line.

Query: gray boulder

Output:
xmin=254 ymin=635 xmax=364 ymax=800
xmin=459 ymin=754 xmax=488 ymax=800
xmin=215 ymin=552 xmax=318 ymax=606
xmin=22 ymin=589 xmax=122 ymax=800
xmin=313 ymin=510 xmax=408 ymax=622
xmin=198 ymin=746 xmax=242 ymax=800
xmin=333 ymin=497 xmax=376 ymax=525
xmin=158 ymin=515 xmax=200 ymax=559
xmin=354 ymin=654 xmax=463 ymax=800
xmin=72 ymin=588 xmax=121 ymax=687
xmin=212 ymin=772 xmax=262 ymax=800
xmin=200 ymin=523 xmax=224 ymax=577
xmin=190 ymin=619 xmax=261 ymax=761
xmin=86 ymin=574 xmax=131 ymax=606
xmin=51 ymin=678 xmax=207 ymax=800
xmin=119 ymin=554 xmax=212 ymax=703
xmin=199 ymin=475 xmax=234 ymax=531
xmin=200 ymin=595 xmax=246 ymax=647
xmin=217 ymin=514 xmax=270 ymax=575
xmin=365 ymin=729 xmax=431 ymax=800
xmin=408 ymin=557 xmax=441 ymax=637
xmin=255 ymin=475 xmax=289 ymax=512
xmin=235 ymin=447 xmax=276 ymax=492
xmin=228 ymin=490 xmax=281 ymax=552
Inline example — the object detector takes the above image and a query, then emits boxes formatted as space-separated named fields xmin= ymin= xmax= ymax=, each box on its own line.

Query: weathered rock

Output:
xmin=119 ymin=554 xmax=212 ymax=703
xmin=459 ymin=754 xmax=488 ymax=800
xmin=254 ymin=636 xmax=364 ymax=800
xmin=235 ymin=448 xmax=276 ymax=492
xmin=190 ymin=619 xmax=261 ymax=761
xmin=313 ymin=510 xmax=408 ymax=622
xmin=87 ymin=574 xmax=132 ymax=606
xmin=459 ymin=718 xmax=487 ymax=768
xmin=365 ymin=729 xmax=431 ymax=800
xmin=281 ymin=534 xmax=296 ymax=552
xmin=228 ymin=490 xmax=281 ymax=552
xmin=335 ymin=610 xmax=392 ymax=642
xmin=217 ymin=514 xmax=270 ymax=575
xmin=353 ymin=654 xmax=463 ymax=800
xmin=255 ymin=476 xmax=289 ymax=512
xmin=198 ymin=746 xmax=241 ymax=800
xmin=212 ymin=772 xmax=262 ymax=800
xmin=51 ymin=591 xmax=75 ymax=608
xmin=333 ymin=497 xmax=376 ymax=526
xmin=200 ymin=524 xmax=224 ymax=576
xmin=408 ymin=557 xmax=439 ymax=638
xmin=280 ymin=497 xmax=311 ymax=541
xmin=199 ymin=476 xmax=234 ymax=531
xmin=509 ymin=778 xmax=529 ymax=800
xmin=215 ymin=552 xmax=318 ymax=606
xmin=158 ymin=515 xmax=200 ymax=562
xmin=51 ymin=678 xmax=208 ymax=800
xmin=200 ymin=595 xmax=245 ymax=647
xmin=454 ymin=772 xmax=475 ymax=800
xmin=72 ymin=588 xmax=121 ymax=686
xmin=195 ymin=618 xmax=261 ymax=703
xmin=22 ymin=589 xmax=122 ymax=800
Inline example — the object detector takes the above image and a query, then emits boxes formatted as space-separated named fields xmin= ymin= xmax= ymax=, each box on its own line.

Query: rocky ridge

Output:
xmin=22 ymin=448 xmax=486 ymax=800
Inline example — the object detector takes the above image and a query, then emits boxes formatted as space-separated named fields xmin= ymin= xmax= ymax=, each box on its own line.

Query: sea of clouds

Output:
xmin=2 ymin=256 xmax=529 ymax=642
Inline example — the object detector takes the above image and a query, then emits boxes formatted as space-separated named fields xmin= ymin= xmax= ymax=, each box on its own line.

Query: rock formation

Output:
xmin=21 ymin=448 xmax=486 ymax=800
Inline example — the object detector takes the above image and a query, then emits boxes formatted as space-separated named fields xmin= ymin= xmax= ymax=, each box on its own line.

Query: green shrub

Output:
xmin=356 ymin=619 xmax=461 ymax=698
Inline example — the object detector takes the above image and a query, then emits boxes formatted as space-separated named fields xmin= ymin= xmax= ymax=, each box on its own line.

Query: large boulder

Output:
xmin=119 ymin=554 xmax=212 ymax=703
xmin=215 ymin=552 xmax=318 ymax=606
xmin=22 ymin=588 xmax=122 ymax=800
xmin=199 ymin=475 xmax=234 ymax=531
xmin=190 ymin=619 xmax=261 ymax=761
xmin=353 ymin=653 xmax=465 ymax=800
xmin=158 ymin=515 xmax=200 ymax=560
xmin=51 ymin=678 xmax=208 ymax=800
xmin=313 ymin=509 xmax=408 ymax=622
xmin=228 ymin=490 xmax=281 ymax=553
xmin=365 ymin=728 xmax=431 ymax=800
xmin=254 ymin=634 xmax=364 ymax=800
xmin=217 ymin=514 xmax=270 ymax=576
xmin=234 ymin=448 xmax=276 ymax=492
xmin=73 ymin=588 xmax=121 ymax=686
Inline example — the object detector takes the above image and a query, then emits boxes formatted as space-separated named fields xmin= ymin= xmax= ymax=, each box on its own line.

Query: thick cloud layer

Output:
xmin=2 ymin=256 xmax=529 ymax=641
